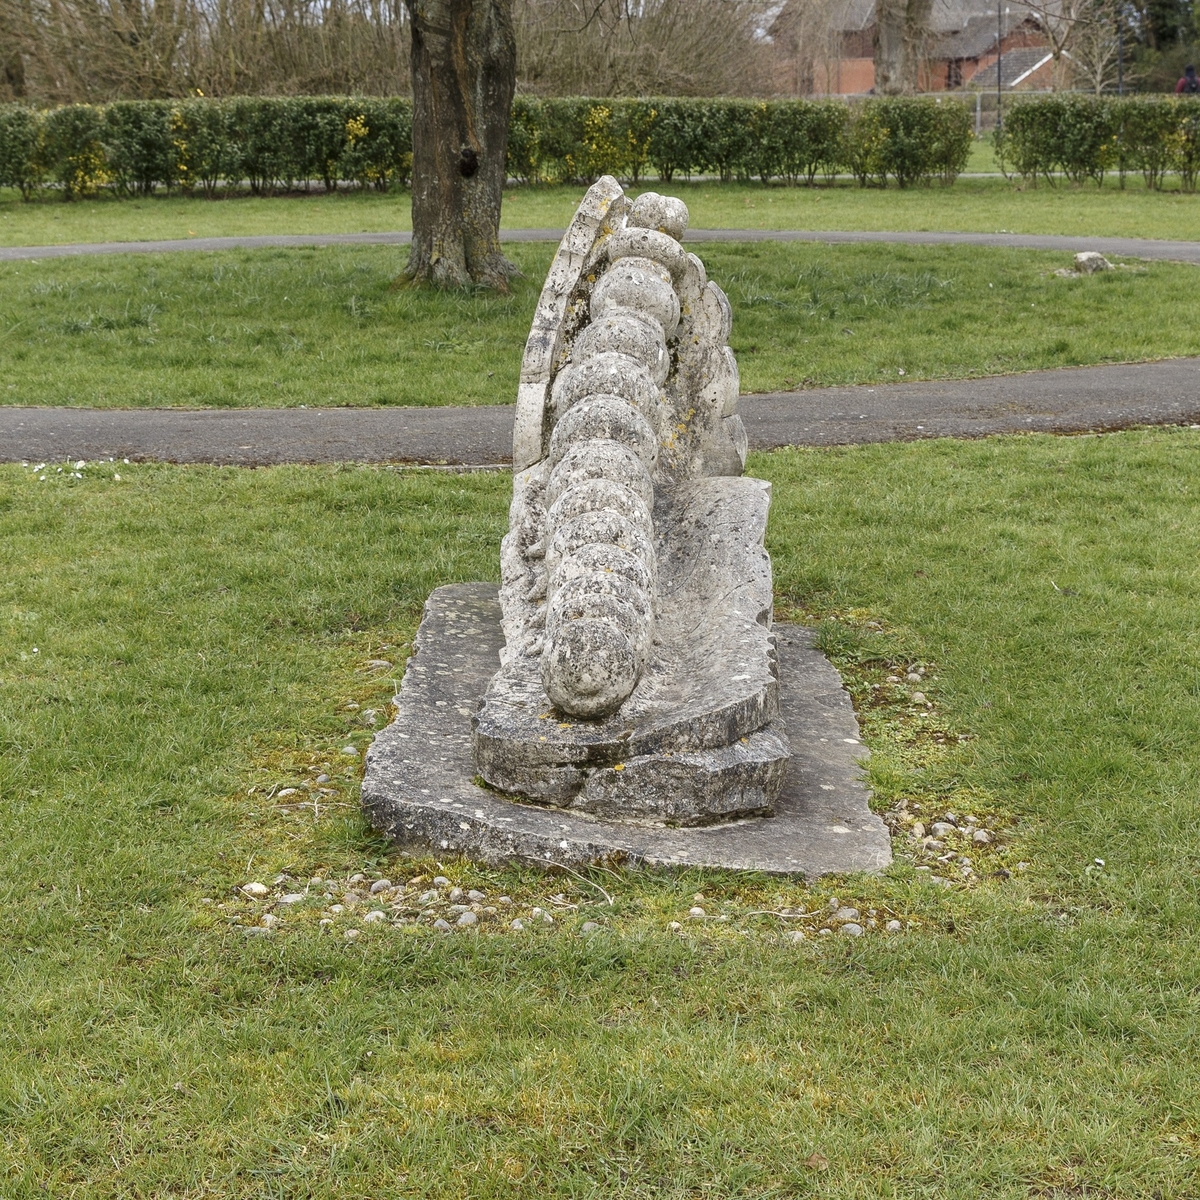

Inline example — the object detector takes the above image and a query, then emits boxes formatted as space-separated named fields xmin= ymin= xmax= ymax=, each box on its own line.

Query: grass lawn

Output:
xmin=3 ymin=429 xmax=1200 ymax=1196
xmin=2 ymin=172 xmax=1200 ymax=248
xmin=3 ymin=241 xmax=1199 ymax=408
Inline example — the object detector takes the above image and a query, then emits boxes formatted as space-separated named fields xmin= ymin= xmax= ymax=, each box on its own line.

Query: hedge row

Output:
xmin=0 ymin=95 xmax=975 ymax=199
xmin=508 ymin=96 xmax=972 ymax=187
xmin=0 ymin=97 xmax=413 ymax=199
xmin=1001 ymin=94 xmax=1200 ymax=189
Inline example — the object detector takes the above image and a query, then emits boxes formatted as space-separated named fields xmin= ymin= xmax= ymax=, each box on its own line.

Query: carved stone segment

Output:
xmin=473 ymin=475 xmax=782 ymax=816
xmin=575 ymin=728 xmax=792 ymax=826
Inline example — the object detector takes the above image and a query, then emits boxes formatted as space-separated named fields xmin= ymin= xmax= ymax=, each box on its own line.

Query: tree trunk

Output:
xmin=873 ymin=0 xmax=907 ymax=93
xmin=401 ymin=0 xmax=518 ymax=291
xmin=902 ymin=0 xmax=933 ymax=90
xmin=873 ymin=0 xmax=932 ymax=93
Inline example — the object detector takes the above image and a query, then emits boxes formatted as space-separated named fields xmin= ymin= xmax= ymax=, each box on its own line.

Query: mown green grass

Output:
xmin=3 ymin=241 xmax=1198 ymax=408
xmin=2 ymin=170 xmax=1199 ymax=248
xmin=2 ymin=430 xmax=1199 ymax=1197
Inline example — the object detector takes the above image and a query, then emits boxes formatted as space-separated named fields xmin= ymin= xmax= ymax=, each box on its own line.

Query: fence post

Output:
xmin=975 ymin=91 xmax=982 ymax=137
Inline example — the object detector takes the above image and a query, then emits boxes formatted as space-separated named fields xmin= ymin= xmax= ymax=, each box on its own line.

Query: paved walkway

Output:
xmin=3 ymin=228 xmax=1200 ymax=263
xmin=4 ymin=358 xmax=1198 ymax=466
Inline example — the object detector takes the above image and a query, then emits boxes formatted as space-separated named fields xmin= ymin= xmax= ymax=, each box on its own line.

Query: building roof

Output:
xmin=967 ymin=46 xmax=1054 ymax=87
xmin=936 ymin=14 xmax=1001 ymax=58
xmin=823 ymin=0 xmax=1038 ymax=36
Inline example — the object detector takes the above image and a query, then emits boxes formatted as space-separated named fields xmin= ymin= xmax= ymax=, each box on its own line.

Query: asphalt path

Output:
xmin=3 ymin=228 xmax=1200 ymax=263
xmin=4 ymin=358 xmax=1199 ymax=466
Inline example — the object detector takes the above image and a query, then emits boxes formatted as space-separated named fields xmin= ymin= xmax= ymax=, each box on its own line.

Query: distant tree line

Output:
xmin=0 ymin=0 xmax=777 ymax=105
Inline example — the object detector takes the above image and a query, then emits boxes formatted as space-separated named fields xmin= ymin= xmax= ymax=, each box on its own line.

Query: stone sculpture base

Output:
xmin=362 ymin=584 xmax=892 ymax=876
xmin=475 ymin=474 xmax=785 ymax=819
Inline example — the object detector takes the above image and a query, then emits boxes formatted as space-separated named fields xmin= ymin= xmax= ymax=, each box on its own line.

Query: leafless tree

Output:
xmin=1066 ymin=0 xmax=1137 ymax=91
xmin=514 ymin=0 xmax=775 ymax=97
xmin=768 ymin=0 xmax=847 ymax=95
xmin=874 ymin=0 xmax=933 ymax=93
xmin=401 ymin=0 xmax=517 ymax=291
xmin=0 ymin=0 xmax=778 ymax=101
xmin=1013 ymin=0 xmax=1088 ymax=88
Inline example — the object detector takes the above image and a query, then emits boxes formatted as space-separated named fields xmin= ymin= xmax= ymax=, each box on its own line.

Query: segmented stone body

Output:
xmin=537 ymin=205 xmax=686 ymax=718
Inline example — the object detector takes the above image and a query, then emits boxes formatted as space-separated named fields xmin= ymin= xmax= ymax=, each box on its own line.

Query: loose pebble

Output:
xmin=319 ymin=918 xmax=333 ymax=931
xmin=456 ymin=911 xmax=478 ymax=927
xmin=668 ymin=921 xmax=682 ymax=932
xmin=972 ymin=829 xmax=992 ymax=844
xmin=497 ymin=896 xmax=512 ymax=906
xmin=433 ymin=918 xmax=452 ymax=932
xmin=418 ymin=889 xmax=438 ymax=904
xmin=688 ymin=906 xmax=706 ymax=918
xmin=329 ymin=903 xmax=344 ymax=914
xmin=912 ymin=691 xmax=926 ymax=704
xmin=906 ymin=672 xmax=921 ymax=682
xmin=277 ymin=787 xmax=298 ymax=797
xmin=243 ymin=926 xmax=270 ymax=937
xmin=510 ymin=919 xmax=525 ymax=931
xmin=449 ymin=904 xmax=470 ymax=914
xmin=316 ymin=774 xmax=330 ymax=784
xmin=885 ymin=919 xmax=903 ymax=933
xmin=839 ymin=922 xmax=864 ymax=937
xmin=787 ymin=930 xmax=805 ymax=943
xmin=448 ymin=887 xmax=464 ymax=903
xmin=363 ymin=910 xmax=389 ymax=924
xmin=818 ymin=927 xmax=832 ymax=936
xmin=341 ymin=746 xmax=358 ymax=757
xmin=241 ymin=882 xmax=268 ymax=899
xmin=261 ymin=913 xmax=281 ymax=928
xmin=433 ymin=876 xmax=451 ymax=887
xmin=467 ymin=889 xmax=487 ymax=903
xmin=370 ymin=879 xmax=392 ymax=894
xmin=279 ymin=893 xmax=304 ymax=905
xmin=580 ymin=921 xmax=601 ymax=934
xmin=931 ymin=822 xmax=956 ymax=837
xmin=832 ymin=906 xmax=859 ymax=924
xmin=349 ymin=873 xmax=367 ymax=884
xmin=344 ymin=928 xmax=361 ymax=940
xmin=910 ymin=822 xmax=926 ymax=839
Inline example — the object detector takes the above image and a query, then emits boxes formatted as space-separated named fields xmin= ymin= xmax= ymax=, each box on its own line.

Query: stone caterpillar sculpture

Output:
xmin=472 ymin=179 xmax=788 ymax=826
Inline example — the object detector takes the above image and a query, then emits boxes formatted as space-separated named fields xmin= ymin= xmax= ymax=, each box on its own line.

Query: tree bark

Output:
xmin=401 ymin=0 xmax=518 ymax=291
xmin=873 ymin=0 xmax=932 ymax=93
xmin=873 ymin=0 xmax=907 ymax=93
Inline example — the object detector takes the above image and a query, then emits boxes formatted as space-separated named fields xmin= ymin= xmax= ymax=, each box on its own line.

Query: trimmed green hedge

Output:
xmin=0 ymin=97 xmax=413 ymax=199
xmin=507 ymin=96 xmax=972 ymax=188
xmin=0 ymin=94 xmax=978 ymax=199
xmin=1001 ymin=94 xmax=1200 ymax=190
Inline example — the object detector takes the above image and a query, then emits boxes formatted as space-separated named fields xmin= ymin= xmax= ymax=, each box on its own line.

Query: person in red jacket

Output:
xmin=1177 ymin=64 xmax=1200 ymax=93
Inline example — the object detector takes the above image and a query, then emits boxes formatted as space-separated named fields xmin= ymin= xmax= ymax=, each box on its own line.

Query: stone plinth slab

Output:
xmin=361 ymin=583 xmax=892 ymax=876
